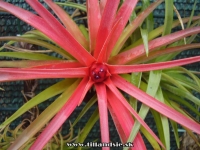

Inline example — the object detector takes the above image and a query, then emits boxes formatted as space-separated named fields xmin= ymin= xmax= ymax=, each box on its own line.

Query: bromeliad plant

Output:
xmin=0 ymin=0 xmax=200 ymax=149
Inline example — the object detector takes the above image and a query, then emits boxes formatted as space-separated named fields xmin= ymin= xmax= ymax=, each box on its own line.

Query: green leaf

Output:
xmin=0 ymin=52 xmax=60 ymax=60
xmin=169 ymin=120 xmax=180 ymax=148
xmin=129 ymin=72 xmax=142 ymax=111
xmin=56 ymin=2 xmax=86 ymax=12
xmin=186 ymin=0 xmax=197 ymax=28
xmin=140 ymin=27 xmax=149 ymax=56
xmin=164 ymin=91 xmax=200 ymax=117
xmin=0 ymin=36 xmax=71 ymax=59
xmin=141 ymin=0 xmax=154 ymax=32
xmin=79 ymin=24 xmax=89 ymax=41
xmin=162 ymin=73 xmax=190 ymax=92
xmin=162 ymin=0 xmax=173 ymax=36
xmin=154 ymin=88 xmax=170 ymax=150
xmin=163 ymin=71 xmax=200 ymax=93
xmin=162 ymin=83 xmax=200 ymax=106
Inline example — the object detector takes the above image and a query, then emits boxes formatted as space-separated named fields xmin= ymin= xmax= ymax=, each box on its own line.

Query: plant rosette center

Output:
xmin=89 ymin=62 xmax=110 ymax=83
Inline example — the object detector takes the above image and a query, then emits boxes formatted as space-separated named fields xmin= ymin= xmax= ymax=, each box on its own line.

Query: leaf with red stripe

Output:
xmin=95 ymin=84 xmax=109 ymax=149
xmin=0 ymin=67 xmax=88 ymax=82
xmin=0 ymin=60 xmax=83 ymax=69
xmin=108 ymin=55 xmax=200 ymax=74
xmin=131 ymin=43 xmax=200 ymax=64
xmin=87 ymin=0 xmax=101 ymax=53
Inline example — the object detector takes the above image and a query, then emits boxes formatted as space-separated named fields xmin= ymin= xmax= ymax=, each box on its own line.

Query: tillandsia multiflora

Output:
xmin=0 ymin=0 xmax=200 ymax=150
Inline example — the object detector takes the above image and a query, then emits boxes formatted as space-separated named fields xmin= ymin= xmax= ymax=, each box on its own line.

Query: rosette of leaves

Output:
xmin=0 ymin=0 xmax=200 ymax=150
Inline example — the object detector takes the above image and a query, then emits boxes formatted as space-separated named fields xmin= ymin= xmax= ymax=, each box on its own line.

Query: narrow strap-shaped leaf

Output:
xmin=0 ymin=36 xmax=71 ymax=59
xmin=108 ymin=55 xmax=200 ymax=74
xmin=25 ymin=0 xmax=94 ymax=66
xmin=0 ymin=60 xmax=83 ymax=68
xmin=111 ymin=75 xmax=200 ymax=135
xmin=162 ymin=83 xmax=200 ymax=106
xmin=162 ymin=0 xmax=174 ymax=36
xmin=107 ymin=89 xmax=146 ymax=150
xmin=29 ymin=77 xmax=89 ymax=150
xmin=44 ymin=0 xmax=89 ymax=50
xmin=95 ymin=83 xmax=109 ymax=148
xmin=0 ymin=67 xmax=88 ymax=82
xmin=132 ymin=43 xmax=200 ymax=64
xmin=154 ymin=88 xmax=170 ymax=149
xmin=87 ymin=0 xmax=101 ymax=53
xmin=97 ymin=18 xmax=122 ymax=62
xmin=94 ymin=0 xmax=120 ymax=58
xmin=105 ymin=78 xmax=165 ymax=148
xmin=140 ymin=27 xmax=149 ymax=56
xmin=0 ymin=1 xmax=95 ymax=65
xmin=56 ymin=2 xmax=86 ymax=12
xmin=109 ymin=26 xmax=200 ymax=65
xmin=0 ymin=52 xmax=59 ymax=60
xmin=107 ymin=103 xmax=127 ymax=143
xmin=186 ymin=0 xmax=197 ymax=28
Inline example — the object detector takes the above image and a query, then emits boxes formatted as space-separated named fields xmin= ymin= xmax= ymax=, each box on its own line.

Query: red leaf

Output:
xmin=0 ymin=60 xmax=83 ymax=69
xmin=95 ymin=83 xmax=109 ymax=147
xmin=30 ymin=77 xmax=89 ymax=149
xmin=0 ymin=67 xmax=88 ymax=82
xmin=29 ymin=61 xmax=84 ymax=69
xmin=107 ymin=103 xmax=127 ymax=143
xmin=94 ymin=0 xmax=120 ymax=58
xmin=87 ymin=0 xmax=101 ymax=53
xmin=111 ymin=75 xmax=200 ymax=135
xmin=108 ymin=55 xmax=200 ymax=74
